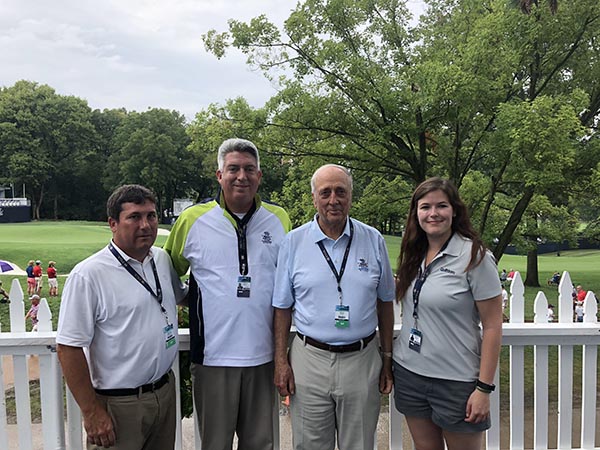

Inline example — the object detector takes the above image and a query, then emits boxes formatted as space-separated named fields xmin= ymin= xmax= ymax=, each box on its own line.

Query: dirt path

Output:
xmin=1 ymin=355 xmax=40 ymax=389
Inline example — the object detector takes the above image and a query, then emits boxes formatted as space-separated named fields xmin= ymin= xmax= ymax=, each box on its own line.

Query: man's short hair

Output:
xmin=217 ymin=138 xmax=261 ymax=171
xmin=106 ymin=184 xmax=157 ymax=221
xmin=310 ymin=164 xmax=353 ymax=193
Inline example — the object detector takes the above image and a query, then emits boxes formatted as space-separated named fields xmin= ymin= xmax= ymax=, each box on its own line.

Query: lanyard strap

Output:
xmin=316 ymin=219 xmax=354 ymax=305
xmin=227 ymin=202 xmax=257 ymax=276
xmin=411 ymin=234 xmax=453 ymax=325
xmin=108 ymin=242 xmax=169 ymax=323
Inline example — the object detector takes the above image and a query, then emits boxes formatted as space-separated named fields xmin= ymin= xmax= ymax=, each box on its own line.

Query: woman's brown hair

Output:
xmin=395 ymin=177 xmax=486 ymax=301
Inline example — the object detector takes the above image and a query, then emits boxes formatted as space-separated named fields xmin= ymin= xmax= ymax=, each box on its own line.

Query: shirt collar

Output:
xmin=309 ymin=214 xmax=351 ymax=243
xmin=109 ymin=240 xmax=154 ymax=265
xmin=440 ymin=233 xmax=463 ymax=257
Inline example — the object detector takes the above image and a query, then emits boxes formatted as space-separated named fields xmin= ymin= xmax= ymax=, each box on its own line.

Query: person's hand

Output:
xmin=82 ymin=402 xmax=116 ymax=448
xmin=274 ymin=360 xmax=296 ymax=397
xmin=379 ymin=359 xmax=393 ymax=394
xmin=464 ymin=389 xmax=490 ymax=423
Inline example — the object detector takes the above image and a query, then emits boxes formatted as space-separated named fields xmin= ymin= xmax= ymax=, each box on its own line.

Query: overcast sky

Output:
xmin=1 ymin=0 xmax=425 ymax=122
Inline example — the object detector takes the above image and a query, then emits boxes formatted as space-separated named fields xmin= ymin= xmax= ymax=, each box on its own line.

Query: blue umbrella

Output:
xmin=0 ymin=260 xmax=16 ymax=273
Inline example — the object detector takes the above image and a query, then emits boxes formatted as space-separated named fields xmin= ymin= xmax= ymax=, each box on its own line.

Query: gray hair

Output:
xmin=310 ymin=164 xmax=353 ymax=193
xmin=217 ymin=138 xmax=261 ymax=171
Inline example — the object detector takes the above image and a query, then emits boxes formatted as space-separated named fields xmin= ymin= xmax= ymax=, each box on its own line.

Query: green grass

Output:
xmin=0 ymin=221 xmax=168 ymax=332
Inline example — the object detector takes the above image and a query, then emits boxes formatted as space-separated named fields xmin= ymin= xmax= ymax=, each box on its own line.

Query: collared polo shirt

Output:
xmin=393 ymin=233 xmax=501 ymax=382
xmin=164 ymin=194 xmax=291 ymax=366
xmin=273 ymin=216 xmax=395 ymax=345
xmin=56 ymin=242 xmax=188 ymax=389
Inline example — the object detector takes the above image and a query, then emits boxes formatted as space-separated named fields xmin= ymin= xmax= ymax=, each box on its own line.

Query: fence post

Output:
xmin=509 ymin=272 xmax=525 ymax=449
xmin=557 ymin=272 xmax=574 ymax=449
xmin=580 ymin=290 xmax=598 ymax=448
xmin=533 ymin=291 xmax=549 ymax=450
xmin=38 ymin=298 xmax=66 ymax=449
xmin=8 ymin=279 xmax=34 ymax=450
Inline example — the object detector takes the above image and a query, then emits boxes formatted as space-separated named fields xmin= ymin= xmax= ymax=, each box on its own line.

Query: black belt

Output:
xmin=297 ymin=331 xmax=376 ymax=353
xmin=94 ymin=371 xmax=171 ymax=397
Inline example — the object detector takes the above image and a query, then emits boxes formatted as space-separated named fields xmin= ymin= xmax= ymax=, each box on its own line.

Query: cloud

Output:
xmin=0 ymin=0 xmax=424 ymax=121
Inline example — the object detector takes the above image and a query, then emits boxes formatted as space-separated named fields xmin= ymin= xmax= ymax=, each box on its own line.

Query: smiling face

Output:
xmin=416 ymin=189 xmax=454 ymax=243
xmin=312 ymin=166 xmax=352 ymax=238
xmin=217 ymin=151 xmax=262 ymax=213
xmin=109 ymin=200 xmax=158 ymax=262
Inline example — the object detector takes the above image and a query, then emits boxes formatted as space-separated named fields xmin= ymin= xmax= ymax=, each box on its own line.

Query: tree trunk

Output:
xmin=493 ymin=185 xmax=535 ymax=262
xmin=524 ymin=248 xmax=540 ymax=287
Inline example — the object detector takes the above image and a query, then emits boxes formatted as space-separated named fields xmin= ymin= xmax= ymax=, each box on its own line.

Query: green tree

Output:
xmin=0 ymin=80 xmax=98 ymax=219
xmin=203 ymin=0 xmax=600 ymax=274
xmin=105 ymin=109 xmax=192 ymax=217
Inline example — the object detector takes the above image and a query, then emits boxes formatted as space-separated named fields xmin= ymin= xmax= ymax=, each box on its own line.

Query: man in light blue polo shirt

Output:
xmin=273 ymin=164 xmax=396 ymax=450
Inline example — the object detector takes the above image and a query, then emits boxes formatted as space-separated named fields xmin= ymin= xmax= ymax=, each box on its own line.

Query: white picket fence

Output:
xmin=0 ymin=271 xmax=598 ymax=450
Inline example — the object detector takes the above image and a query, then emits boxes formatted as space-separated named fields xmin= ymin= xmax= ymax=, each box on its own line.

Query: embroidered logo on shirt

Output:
xmin=357 ymin=258 xmax=369 ymax=272
xmin=440 ymin=267 xmax=455 ymax=275
xmin=261 ymin=231 xmax=273 ymax=244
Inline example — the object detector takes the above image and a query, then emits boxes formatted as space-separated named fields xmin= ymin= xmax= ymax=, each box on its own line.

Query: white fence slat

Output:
xmin=509 ymin=345 xmax=525 ymax=449
xmin=580 ymin=290 xmax=598 ymax=449
xmin=533 ymin=291 xmax=549 ymax=450
xmin=0 ymin=356 xmax=9 ymax=450
xmin=37 ymin=298 xmax=53 ymax=332
xmin=173 ymin=352 xmax=183 ymax=450
xmin=39 ymin=352 xmax=65 ymax=450
xmin=509 ymin=274 xmax=525 ymax=449
xmin=509 ymin=271 xmax=525 ymax=323
xmin=486 ymin=368 xmax=501 ymax=450
xmin=65 ymin=387 xmax=83 ymax=450
xmin=557 ymin=345 xmax=574 ymax=449
xmin=13 ymin=355 xmax=33 ymax=450
xmin=557 ymin=272 xmax=573 ymax=324
xmin=8 ymin=280 xmax=26 ymax=332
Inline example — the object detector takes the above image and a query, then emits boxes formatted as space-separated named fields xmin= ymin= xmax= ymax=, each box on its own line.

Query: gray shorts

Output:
xmin=392 ymin=361 xmax=491 ymax=433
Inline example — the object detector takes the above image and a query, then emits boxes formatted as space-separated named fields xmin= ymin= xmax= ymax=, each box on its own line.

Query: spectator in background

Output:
xmin=47 ymin=261 xmax=59 ymax=297
xmin=26 ymin=260 xmax=36 ymax=296
xmin=33 ymin=260 xmax=43 ymax=295
xmin=0 ymin=281 xmax=9 ymax=303
xmin=507 ymin=269 xmax=515 ymax=282
xmin=25 ymin=294 xmax=40 ymax=331
xmin=547 ymin=304 xmax=555 ymax=322
xmin=499 ymin=269 xmax=507 ymax=284
xmin=574 ymin=301 xmax=584 ymax=322
xmin=576 ymin=285 xmax=587 ymax=302
xmin=501 ymin=286 xmax=509 ymax=322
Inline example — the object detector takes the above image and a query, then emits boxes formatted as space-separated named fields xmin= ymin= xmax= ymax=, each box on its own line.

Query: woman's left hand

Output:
xmin=464 ymin=389 xmax=490 ymax=423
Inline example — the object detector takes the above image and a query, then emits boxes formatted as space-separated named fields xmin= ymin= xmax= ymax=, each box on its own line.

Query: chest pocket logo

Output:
xmin=261 ymin=231 xmax=273 ymax=244
xmin=357 ymin=258 xmax=369 ymax=272
xmin=439 ymin=267 xmax=455 ymax=275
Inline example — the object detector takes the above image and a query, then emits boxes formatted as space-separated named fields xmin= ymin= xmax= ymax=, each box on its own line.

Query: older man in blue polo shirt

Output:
xmin=273 ymin=164 xmax=396 ymax=450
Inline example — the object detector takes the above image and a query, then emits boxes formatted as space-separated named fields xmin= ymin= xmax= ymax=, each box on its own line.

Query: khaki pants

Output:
xmin=89 ymin=371 xmax=176 ymax=450
xmin=289 ymin=336 xmax=382 ymax=450
xmin=192 ymin=362 xmax=275 ymax=450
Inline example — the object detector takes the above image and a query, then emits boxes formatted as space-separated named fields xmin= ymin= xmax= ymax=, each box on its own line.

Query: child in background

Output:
xmin=575 ymin=301 xmax=584 ymax=322
xmin=25 ymin=294 xmax=40 ymax=331
xmin=547 ymin=304 xmax=555 ymax=322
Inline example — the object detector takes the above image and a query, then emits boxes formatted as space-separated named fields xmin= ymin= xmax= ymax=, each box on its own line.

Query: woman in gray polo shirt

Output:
xmin=392 ymin=177 xmax=503 ymax=450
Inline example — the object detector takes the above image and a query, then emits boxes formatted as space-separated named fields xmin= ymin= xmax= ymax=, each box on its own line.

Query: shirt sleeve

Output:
xmin=55 ymin=271 xmax=98 ymax=347
xmin=272 ymin=234 xmax=295 ymax=309
xmin=376 ymin=233 xmax=396 ymax=302
xmin=467 ymin=249 xmax=502 ymax=301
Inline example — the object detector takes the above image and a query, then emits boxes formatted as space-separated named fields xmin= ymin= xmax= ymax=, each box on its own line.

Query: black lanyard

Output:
xmin=227 ymin=202 xmax=257 ymax=276
xmin=411 ymin=235 xmax=452 ymax=323
xmin=108 ymin=242 xmax=169 ymax=324
xmin=316 ymin=219 xmax=354 ymax=305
